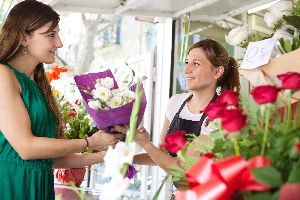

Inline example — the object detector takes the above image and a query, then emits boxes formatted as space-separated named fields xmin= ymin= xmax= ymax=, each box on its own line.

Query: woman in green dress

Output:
xmin=0 ymin=0 xmax=125 ymax=199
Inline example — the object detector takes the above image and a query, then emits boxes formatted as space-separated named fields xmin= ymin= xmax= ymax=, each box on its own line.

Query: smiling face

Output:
xmin=184 ymin=48 xmax=224 ymax=91
xmin=22 ymin=21 xmax=63 ymax=64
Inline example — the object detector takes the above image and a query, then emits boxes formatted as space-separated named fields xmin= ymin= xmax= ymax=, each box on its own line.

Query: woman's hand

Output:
xmin=88 ymin=130 xmax=125 ymax=151
xmin=112 ymin=125 xmax=129 ymax=134
xmin=134 ymin=127 xmax=151 ymax=148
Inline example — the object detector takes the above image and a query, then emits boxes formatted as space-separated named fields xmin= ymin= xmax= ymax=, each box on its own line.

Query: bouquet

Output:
xmin=162 ymin=72 xmax=300 ymax=200
xmin=74 ymin=69 xmax=147 ymax=132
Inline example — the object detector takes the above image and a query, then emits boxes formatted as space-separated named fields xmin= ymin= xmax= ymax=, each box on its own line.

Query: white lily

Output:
xmin=100 ymin=177 xmax=130 ymax=200
xmin=225 ymin=25 xmax=249 ymax=46
xmin=103 ymin=142 xmax=135 ymax=178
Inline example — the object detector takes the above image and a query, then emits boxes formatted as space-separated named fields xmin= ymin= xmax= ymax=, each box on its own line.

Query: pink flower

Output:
xmin=250 ymin=85 xmax=280 ymax=104
xmin=221 ymin=109 xmax=247 ymax=133
xmin=204 ymin=102 xmax=225 ymax=119
xmin=217 ymin=90 xmax=240 ymax=107
xmin=163 ymin=130 xmax=187 ymax=154
xmin=277 ymin=72 xmax=300 ymax=90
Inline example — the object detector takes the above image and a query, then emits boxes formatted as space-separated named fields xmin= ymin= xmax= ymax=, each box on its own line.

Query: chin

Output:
xmin=43 ymin=58 xmax=55 ymax=64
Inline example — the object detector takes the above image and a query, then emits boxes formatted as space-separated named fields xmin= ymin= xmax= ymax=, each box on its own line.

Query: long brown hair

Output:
xmin=188 ymin=39 xmax=240 ymax=91
xmin=0 ymin=0 xmax=65 ymax=138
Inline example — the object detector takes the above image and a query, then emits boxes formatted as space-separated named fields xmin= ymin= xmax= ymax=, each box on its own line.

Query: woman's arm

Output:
xmin=0 ymin=66 xmax=124 ymax=160
xmin=133 ymin=118 xmax=180 ymax=172
xmin=53 ymin=151 xmax=106 ymax=168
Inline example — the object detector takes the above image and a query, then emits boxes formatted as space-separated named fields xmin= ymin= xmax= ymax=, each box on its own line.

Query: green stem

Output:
xmin=286 ymin=90 xmax=292 ymax=129
xmin=261 ymin=105 xmax=271 ymax=155
xmin=231 ymin=137 xmax=240 ymax=155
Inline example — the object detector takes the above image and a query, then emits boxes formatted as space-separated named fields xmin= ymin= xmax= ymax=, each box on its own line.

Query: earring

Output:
xmin=216 ymin=86 xmax=221 ymax=95
xmin=22 ymin=47 xmax=27 ymax=54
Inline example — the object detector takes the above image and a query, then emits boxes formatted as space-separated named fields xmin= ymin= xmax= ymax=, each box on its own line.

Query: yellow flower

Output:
xmin=53 ymin=89 xmax=60 ymax=96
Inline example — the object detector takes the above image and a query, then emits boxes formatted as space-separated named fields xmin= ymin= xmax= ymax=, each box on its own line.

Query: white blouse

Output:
xmin=165 ymin=93 xmax=215 ymax=135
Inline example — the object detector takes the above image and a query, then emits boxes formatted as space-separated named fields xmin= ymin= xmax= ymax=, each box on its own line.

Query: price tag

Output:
xmin=241 ymin=38 xmax=275 ymax=69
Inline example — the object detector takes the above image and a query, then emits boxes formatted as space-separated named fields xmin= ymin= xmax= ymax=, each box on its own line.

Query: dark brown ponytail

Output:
xmin=218 ymin=57 xmax=240 ymax=91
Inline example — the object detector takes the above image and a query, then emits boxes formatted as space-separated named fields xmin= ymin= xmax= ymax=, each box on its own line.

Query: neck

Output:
xmin=189 ymin=85 xmax=217 ymax=112
xmin=7 ymin=53 xmax=39 ymax=80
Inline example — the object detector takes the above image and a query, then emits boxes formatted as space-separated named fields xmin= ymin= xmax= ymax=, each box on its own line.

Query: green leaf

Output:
xmin=288 ymin=164 xmax=300 ymax=183
xmin=283 ymin=16 xmax=300 ymax=30
xmin=252 ymin=166 xmax=282 ymax=187
xmin=243 ymin=192 xmax=273 ymax=200
xmin=152 ymin=176 xmax=169 ymax=200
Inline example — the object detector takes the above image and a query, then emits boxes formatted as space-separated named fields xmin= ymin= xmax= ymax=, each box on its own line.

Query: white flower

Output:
xmin=92 ymin=86 xmax=112 ymax=101
xmin=122 ymin=89 xmax=135 ymax=100
xmin=100 ymin=77 xmax=114 ymax=89
xmin=111 ymin=89 xmax=123 ymax=97
xmin=273 ymin=25 xmax=298 ymax=43
xmin=103 ymin=142 xmax=135 ymax=178
xmin=268 ymin=0 xmax=293 ymax=18
xmin=100 ymin=177 xmax=130 ymax=200
xmin=225 ymin=25 xmax=249 ymax=46
xmin=109 ymin=96 xmax=123 ymax=108
xmin=264 ymin=12 xmax=279 ymax=28
xmin=264 ymin=0 xmax=293 ymax=27
xmin=88 ymin=100 xmax=102 ymax=110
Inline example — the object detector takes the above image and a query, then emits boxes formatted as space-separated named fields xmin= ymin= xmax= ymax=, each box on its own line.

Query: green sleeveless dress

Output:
xmin=0 ymin=62 xmax=57 ymax=200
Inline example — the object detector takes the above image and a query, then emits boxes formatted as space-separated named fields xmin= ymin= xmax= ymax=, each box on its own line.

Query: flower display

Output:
xmin=225 ymin=0 xmax=300 ymax=52
xmin=74 ymin=69 xmax=147 ymax=132
xmin=162 ymin=72 xmax=300 ymax=200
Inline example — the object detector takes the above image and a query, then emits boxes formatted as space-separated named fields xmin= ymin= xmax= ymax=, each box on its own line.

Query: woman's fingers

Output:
xmin=112 ymin=125 xmax=128 ymax=134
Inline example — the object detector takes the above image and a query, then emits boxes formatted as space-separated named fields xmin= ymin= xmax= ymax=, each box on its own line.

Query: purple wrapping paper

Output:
xmin=74 ymin=69 xmax=147 ymax=132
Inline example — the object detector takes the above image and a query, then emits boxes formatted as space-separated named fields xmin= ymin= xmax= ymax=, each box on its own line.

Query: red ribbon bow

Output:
xmin=176 ymin=155 xmax=270 ymax=200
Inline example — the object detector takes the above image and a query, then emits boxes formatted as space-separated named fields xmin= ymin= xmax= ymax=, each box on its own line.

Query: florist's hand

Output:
xmin=112 ymin=125 xmax=129 ymax=134
xmin=134 ymin=127 xmax=151 ymax=148
xmin=88 ymin=130 xmax=125 ymax=151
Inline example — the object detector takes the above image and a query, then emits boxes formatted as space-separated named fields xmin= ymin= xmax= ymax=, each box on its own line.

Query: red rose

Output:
xmin=163 ymin=130 xmax=187 ymax=154
xmin=204 ymin=102 xmax=225 ymax=119
xmin=296 ymin=143 xmax=300 ymax=155
xmin=217 ymin=90 xmax=240 ymax=107
xmin=250 ymin=85 xmax=280 ymax=104
xmin=203 ymin=152 xmax=216 ymax=159
xmin=277 ymin=72 xmax=300 ymax=90
xmin=221 ymin=109 xmax=247 ymax=132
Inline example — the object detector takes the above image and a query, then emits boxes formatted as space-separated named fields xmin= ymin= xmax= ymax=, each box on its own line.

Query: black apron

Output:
xmin=166 ymin=93 xmax=218 ymax=157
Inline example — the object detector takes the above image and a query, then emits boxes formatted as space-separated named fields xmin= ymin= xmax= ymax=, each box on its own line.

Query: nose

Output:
xmin=55 ymin=35 xmax=63 ymax=48
xmin=184 ymin=62 xmax=193 ymax=75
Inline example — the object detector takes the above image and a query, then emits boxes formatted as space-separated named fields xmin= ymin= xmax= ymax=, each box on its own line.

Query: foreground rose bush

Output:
xmin=221 ymin=108 xmax=248 ymax=133
xmin=277 ymin=72 xmax=300 ymax=90
xmin=163 ymin=130 xmax=187 ymax=153
xmin=250 ymin=85 xmax=280 ymax=104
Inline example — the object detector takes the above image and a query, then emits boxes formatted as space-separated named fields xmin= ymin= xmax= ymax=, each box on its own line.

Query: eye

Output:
xmin=184 ymin=60 xmax=189 ymax=64
xmin=48 ymin=33 xmax=55 ymax=37
xmin=193 ymin=61 xmax=201 ymax=66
